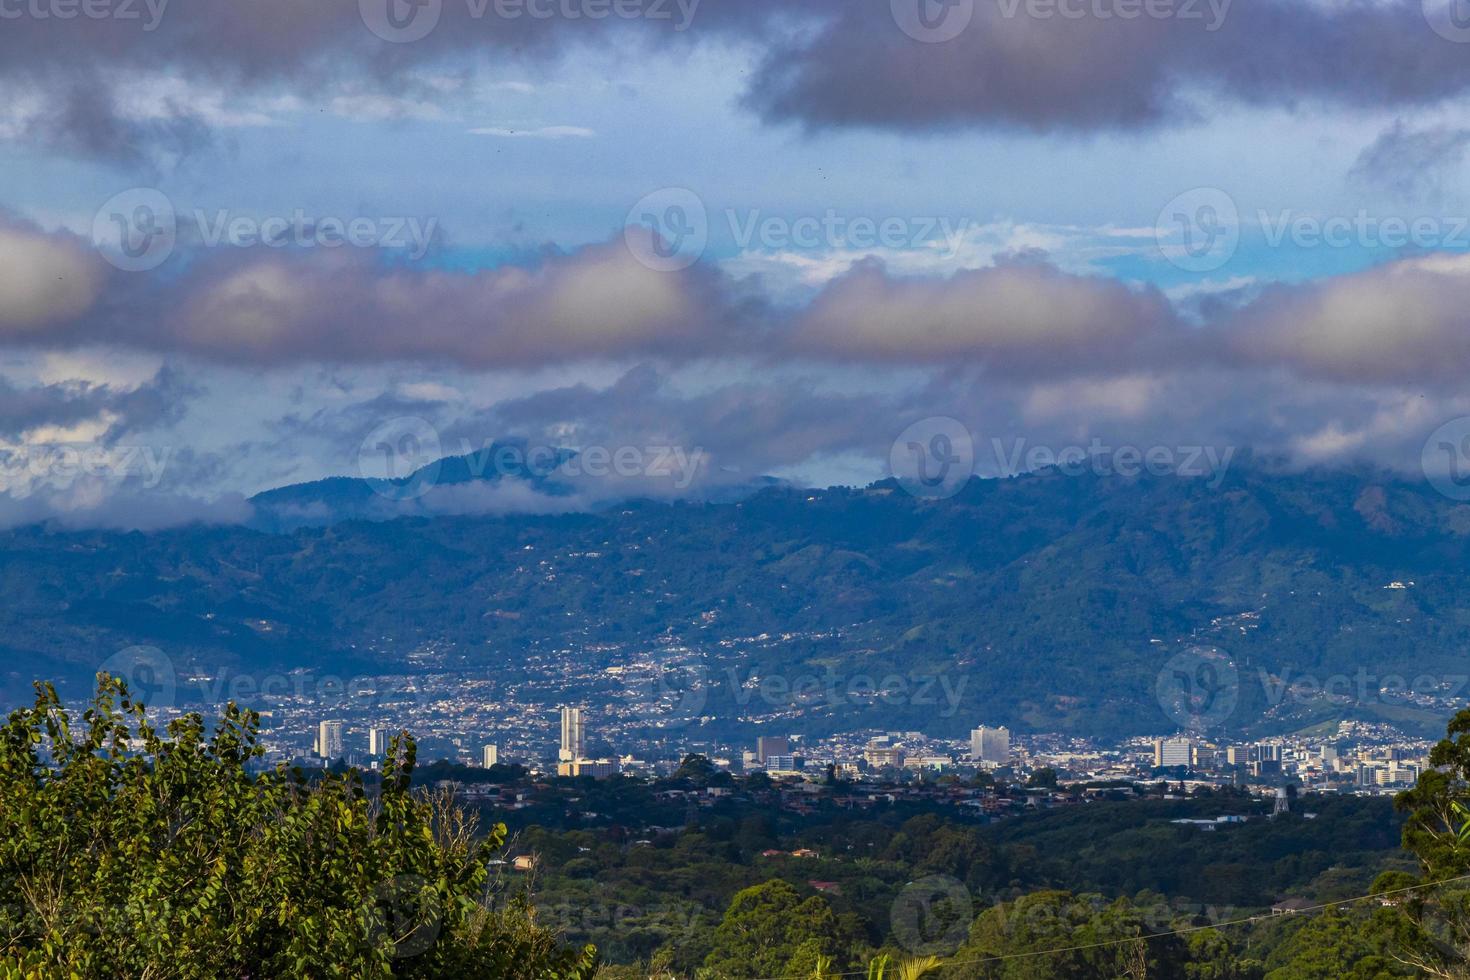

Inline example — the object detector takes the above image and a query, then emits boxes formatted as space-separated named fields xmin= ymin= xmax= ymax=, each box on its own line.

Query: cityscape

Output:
xmin=218 ymin=690 xmax=1440 ymax=802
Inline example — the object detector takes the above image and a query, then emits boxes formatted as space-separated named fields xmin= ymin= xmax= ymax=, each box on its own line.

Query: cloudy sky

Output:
xmin=7 ymin=0 xmax=1470 ymax=526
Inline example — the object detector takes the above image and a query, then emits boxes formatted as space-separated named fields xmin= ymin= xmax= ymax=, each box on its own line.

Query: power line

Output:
xmin=744 ymin=872 xmax=1470 ymax=980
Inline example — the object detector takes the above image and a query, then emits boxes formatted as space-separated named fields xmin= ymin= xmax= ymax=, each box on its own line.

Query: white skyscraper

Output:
xmin=970 ymin=726 xmax=1010 ymax=764
xmin=482 ymin=744 xmax=499 ymax=768
xmin=559 ymin=706 xmax=585 ymax=762
xmin=317 ymin=720 xmax=344 ymax=760
xmin=1154 ymin=738 xmax=1195 ymax=767
xmin=368 ymin=727 xmax=391 ymax=757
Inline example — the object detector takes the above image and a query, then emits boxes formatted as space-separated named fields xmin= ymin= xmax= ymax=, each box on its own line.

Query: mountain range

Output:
xmin=4 ymin=455 xmax=1469 ymax=739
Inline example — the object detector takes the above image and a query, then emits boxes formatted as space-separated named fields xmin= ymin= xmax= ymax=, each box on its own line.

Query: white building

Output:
xmin=1153 ymin=737 xmax=1195 ymax=768
xmin=970 ymin=726 xmax=1011 ymax=764
xmin=559 ymin=706 xmax=585 ymax=762
xmin=316 ymin=720 xmax=344 ymax=760
xmin=481 ymin=744 xmax=499 ymax=768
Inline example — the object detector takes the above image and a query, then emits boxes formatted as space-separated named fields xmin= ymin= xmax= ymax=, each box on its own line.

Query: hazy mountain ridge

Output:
xmin=4 ymin=463 xmax=1468 ymax=737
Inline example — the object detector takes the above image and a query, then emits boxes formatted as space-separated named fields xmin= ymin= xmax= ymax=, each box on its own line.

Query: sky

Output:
xmin=7 ymin=0 xmax=1470 ymax=526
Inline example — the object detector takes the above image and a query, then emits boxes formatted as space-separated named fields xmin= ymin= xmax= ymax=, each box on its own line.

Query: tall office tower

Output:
xmin=368 ymin=727 xmax=391 ymax=757
xmin=559 ymin=706 xmax=585 ymax=762
xmin=482 ymin=744 xmax=499 ymax=768
xmin=970 ymin=726 xmax=1011 ymax=764
xmin=317 ymin=720 xmax=344 ymax=760
xmin=1153 ymin=737 xmax=1194 ymax=767
xmin=756 ymin=735 xmax=790 ymax=764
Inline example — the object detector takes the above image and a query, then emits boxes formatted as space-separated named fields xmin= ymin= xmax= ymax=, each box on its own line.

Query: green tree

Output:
xmin=702 ymin=880 xmax=859 ymax=978
xmin=1262 ymin=909 xmax=1406 ymax=979
xmin=1026 ymin=769 xmax=1059 ymax=790
xmin=0 ymin=677 xmax=598 ymax=978
xmin=1385 ymin=707 xmax=1470 ymax=976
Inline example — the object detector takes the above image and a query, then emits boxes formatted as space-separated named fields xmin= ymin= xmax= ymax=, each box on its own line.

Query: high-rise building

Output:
xmin=481 ymin=744 xmax=499 ymax=768
xmin=756 ymin=735 xmax=790 ymax=764
xmin=368 ymin=727 xmax=391 ymax=757
xmin=316 ymin=720 xmax=344 ymax=760
xmin=559 ymin=706 xmax=585 ymax=762
xmin=1153 ymin=738 xmax=1194 ymax=768
xmin=970 ymin=726 xmax=1011 ymax=764
xmin=764 ymin=754 xmax=803 ymax=774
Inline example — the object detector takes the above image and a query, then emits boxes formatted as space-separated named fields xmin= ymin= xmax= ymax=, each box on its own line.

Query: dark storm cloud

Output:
xmin=746 ymin=0 xmax=1470 ymax=133
xmin=1350 ymin=120 xmax=1470 ymax=200
xmin=8 ymin=0 xmax=1470 ymax=154
xmin=0 ymin=366 xmax=191 ymax=441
